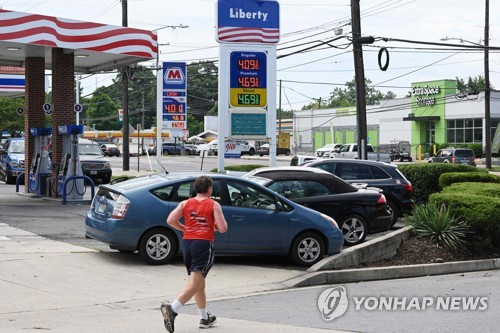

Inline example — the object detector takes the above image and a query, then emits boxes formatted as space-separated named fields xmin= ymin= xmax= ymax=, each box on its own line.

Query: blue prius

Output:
xmin=85 ymin=172 xmax=343 ymax=266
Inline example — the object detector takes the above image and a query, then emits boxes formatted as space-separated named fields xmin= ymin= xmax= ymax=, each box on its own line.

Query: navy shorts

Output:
xmin=182 ymin=239 xmax=214 ymax=278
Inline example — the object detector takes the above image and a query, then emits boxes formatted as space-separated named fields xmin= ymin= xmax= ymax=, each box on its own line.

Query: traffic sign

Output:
xmin=16 ymin=107 xmax=24 ymax=116
xmin=43 ymin=103 xmax=52 ymax=115
xmin=74 ymin=103 xmax=82 ymax=113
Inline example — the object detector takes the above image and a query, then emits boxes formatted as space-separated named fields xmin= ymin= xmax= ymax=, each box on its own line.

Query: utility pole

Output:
xmin=121 ymin=0 xmax=130 ymax=171
xmin=278 ymin=79 xmax=282 ymax=133
xmin=484 ymin=0 xmax=492 ymax=169
xmin=351 ymin=0 xmax=368 ymax=160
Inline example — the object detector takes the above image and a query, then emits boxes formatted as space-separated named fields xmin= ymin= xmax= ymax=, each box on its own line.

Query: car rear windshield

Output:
xmin=455 ymin=150 xmax=474 ymax=157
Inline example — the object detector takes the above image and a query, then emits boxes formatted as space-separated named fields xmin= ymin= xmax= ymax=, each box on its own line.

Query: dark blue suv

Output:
xmin=303 ymin=159 xmax=414 ymax=227
xmin=0 ymin=138 xmax=25 ymax=184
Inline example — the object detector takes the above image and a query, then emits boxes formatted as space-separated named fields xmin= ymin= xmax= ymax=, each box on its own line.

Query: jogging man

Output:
xmin=162 ymin=175 xmax=228 ymax=332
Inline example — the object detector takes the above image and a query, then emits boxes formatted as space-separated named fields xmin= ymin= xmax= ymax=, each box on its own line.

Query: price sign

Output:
xmin=229 ymin=51 xmax=267 ymax=108
xmin=162 ymin=97 xmax=186 ymax=128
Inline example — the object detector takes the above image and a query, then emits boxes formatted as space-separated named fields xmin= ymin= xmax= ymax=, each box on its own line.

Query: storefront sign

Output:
xmin=412 ymin=86 xmax=440 ymax=107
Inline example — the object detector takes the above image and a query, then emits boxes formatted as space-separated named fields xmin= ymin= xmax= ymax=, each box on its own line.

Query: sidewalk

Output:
xmin=0 ymin=222 xmax=345 ymax=333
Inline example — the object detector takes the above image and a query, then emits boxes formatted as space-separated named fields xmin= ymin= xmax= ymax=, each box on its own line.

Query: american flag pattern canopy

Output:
xmin=0 ymin=9 xmax=157 ymax=59
xmin=217 ymin=26 xmax=279 ymax=43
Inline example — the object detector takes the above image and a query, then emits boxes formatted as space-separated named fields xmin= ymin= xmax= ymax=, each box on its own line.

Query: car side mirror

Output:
xmin=275 ymin=200 xmax=284 ymax=211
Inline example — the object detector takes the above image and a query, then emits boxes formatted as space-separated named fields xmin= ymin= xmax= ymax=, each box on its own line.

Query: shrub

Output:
xmin=397 ymin=163 xmax=484 ymax=204
xmin=439 ymin=172 xmax=500 ymax=188
xmin=440 ymin=182 xmax=500 ymax=199
xmin=429 ymin=192 xmax=500 ymax=250
xmin=405 ymin=203 xmax=470 ymax=251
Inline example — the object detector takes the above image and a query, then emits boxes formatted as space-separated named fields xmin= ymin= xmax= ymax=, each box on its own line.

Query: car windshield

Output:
xmin=79 ymin=144 xmax=103 ymax=155
xmin=8 ymin=141 xmax=24 ymax=154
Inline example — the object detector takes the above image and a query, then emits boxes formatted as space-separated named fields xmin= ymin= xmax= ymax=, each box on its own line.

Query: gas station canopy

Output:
xmin=0 ymin=9 xmax=158 ymax=73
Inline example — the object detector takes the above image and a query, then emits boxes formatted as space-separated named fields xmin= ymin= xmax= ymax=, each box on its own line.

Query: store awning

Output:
xmin=403 ymin=115 xmax=441 ymax=121
xmin=0 ymin=9 xmax=157 ymax=73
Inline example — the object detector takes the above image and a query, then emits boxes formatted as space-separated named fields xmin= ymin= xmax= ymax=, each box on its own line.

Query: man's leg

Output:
xmin=177 ymin=271 xmax=205 ymax=304
xmin=161 ymin=272 xmax=205 ymax=333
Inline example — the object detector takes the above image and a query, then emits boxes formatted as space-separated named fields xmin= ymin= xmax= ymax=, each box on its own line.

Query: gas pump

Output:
xmin=56 ymin=125 xmax=85 ymax=199
xmin=28 ymin=127 xmax=52 ymax=196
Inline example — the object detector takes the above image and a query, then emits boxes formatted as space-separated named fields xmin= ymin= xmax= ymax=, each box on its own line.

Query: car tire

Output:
xmin=339 ymin=214 xmax=367 ymax=246
xmin=387 ymin=201 xmax=400 ymax=228
xmin=138 ymin=228 xmax=177 ymax=265
xmin=248 ymin=148 xmax=255 ymax=156
xmin=290 ymin=232 xmax=324 ymax=266
xmin=408 ymin=156 xmax=412 ymax=162
xmin=285 ymin=149 xmax=291 ymax=156
xmin=6 ymin=174 xmax=15 ymax=185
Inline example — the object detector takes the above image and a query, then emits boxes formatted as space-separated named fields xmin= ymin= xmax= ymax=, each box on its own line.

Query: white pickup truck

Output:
xmin=208 ymin=140 xmax=256 ymax=156
xmin=333 ymin=143 xmax=392 ymax=162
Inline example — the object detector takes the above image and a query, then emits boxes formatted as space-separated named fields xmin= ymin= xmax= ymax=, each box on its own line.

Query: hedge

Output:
xmin=441 ymin=182 xmax=500 ymax=199
xmin=429 ymin=191 xmax=500 ymax=250
xmin=397 ymin=163 xmax=485 ymax=204
xmin=439 ymin=172 xmax=500 ymax=189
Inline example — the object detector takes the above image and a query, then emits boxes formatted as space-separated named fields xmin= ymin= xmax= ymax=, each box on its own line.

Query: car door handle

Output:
xmin=232 ymin=214 xmax=245 ymax=221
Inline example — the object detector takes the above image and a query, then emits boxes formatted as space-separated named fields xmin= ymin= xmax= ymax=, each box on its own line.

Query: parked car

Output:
xmin=243 ymin=166 xmax=392 ymax=245
xmin=0 ymin=138 xmax=25 ymax=184
xmin=100 ymin=143 xmax=121 ymax=157
xmin=209 ymin=140 xmax=256 ymax=156
xmin=315 ymin=144 xmax=343 ymax=157
xmin=333 ymin=143 xmax=392 ymax=162
xmin=78 ymin=138 xmax=112 ymax=184
xmin=428 ymin=148 xmax=476 ymax=166
xmin=148 ymin=143 xmax=182 ymax=156
xmin=302 ymin=159 xmax=414 ymax=227
xmin=183 ymin=144 xmax=198 ymax=155
xmin=290 ymin=155 xmax=322 ymax=166
xmin=85 ymin=173 xmax=343 ymax=266
xmin=256 ymin=143 xmax=291 ymax=156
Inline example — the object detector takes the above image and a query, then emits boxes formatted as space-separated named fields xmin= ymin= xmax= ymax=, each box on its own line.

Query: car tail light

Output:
xmin=452 ymin=156 xmax=456 ymax=163
xmin=112 ymin=195 xmax=130 ymax=219
xmin=377 ymin=194 xmax=387 ymax=205
xmin=402 ymin=183 xmax=413 ymax=192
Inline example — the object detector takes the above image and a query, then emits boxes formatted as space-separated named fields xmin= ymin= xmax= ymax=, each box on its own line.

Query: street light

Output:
xmin=440 ymin=36 xmax=492 ymax=169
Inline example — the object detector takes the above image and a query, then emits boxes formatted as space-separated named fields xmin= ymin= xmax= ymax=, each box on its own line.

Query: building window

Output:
xmin=446 ymin=118 xmax=482 ymax=144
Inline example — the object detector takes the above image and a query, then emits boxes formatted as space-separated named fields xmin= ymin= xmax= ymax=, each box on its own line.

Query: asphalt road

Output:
xmin=186 ymin=270 xmax=499 ymax=333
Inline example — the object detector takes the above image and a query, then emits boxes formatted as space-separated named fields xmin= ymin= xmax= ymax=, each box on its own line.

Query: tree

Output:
xmin=84 ymin=88 xmax=121 ymax=130
xmin=455 ymin=75 xmax=491 ymax=95
xmin=0 ymin=97 xmax=25 ymax=136
xmin=301 ymin=77 xmax=395 ymax=110
xmin=187 ymin=61 xmax=218 ymax=117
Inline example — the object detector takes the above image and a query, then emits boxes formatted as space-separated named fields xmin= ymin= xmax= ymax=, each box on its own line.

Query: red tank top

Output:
xmin=182 ymin=197 xmax=216 ymax=241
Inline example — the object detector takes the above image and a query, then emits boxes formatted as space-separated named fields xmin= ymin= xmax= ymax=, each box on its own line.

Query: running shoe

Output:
xmin=199 ymin=313 xmax=217 ymax=329
xmin=161 ymin=302 xmax=177 ymax=333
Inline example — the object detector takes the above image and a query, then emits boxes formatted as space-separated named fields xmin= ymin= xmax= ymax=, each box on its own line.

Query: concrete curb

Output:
xmin=308 ymin=226 xmax=413 ymax=272
xmin=283 ymin=258 xmax=500 ymax=288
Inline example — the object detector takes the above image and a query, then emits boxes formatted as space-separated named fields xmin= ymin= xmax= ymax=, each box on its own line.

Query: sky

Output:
xmin=2 ymin=0 xmax=500 ymax=111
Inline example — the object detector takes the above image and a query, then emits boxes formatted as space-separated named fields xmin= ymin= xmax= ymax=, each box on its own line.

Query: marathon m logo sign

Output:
xmin=164 ymin=67 xmax=184 ymax=85
xmin=162 ymin=62 xmax=187 ymax=90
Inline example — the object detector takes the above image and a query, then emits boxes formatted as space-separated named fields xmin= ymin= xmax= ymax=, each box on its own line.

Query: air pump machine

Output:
xmin=28 ymin=127 xmax=52 ymax=196
xmin=56 ymin=125 xmax=85 ymax=200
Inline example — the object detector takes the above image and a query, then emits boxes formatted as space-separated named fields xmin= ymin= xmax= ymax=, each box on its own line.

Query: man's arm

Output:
xmin=167 ymin=200 xmax=186 ymax=232
xmin=213 ymin=201 xmax=228 ymax=233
